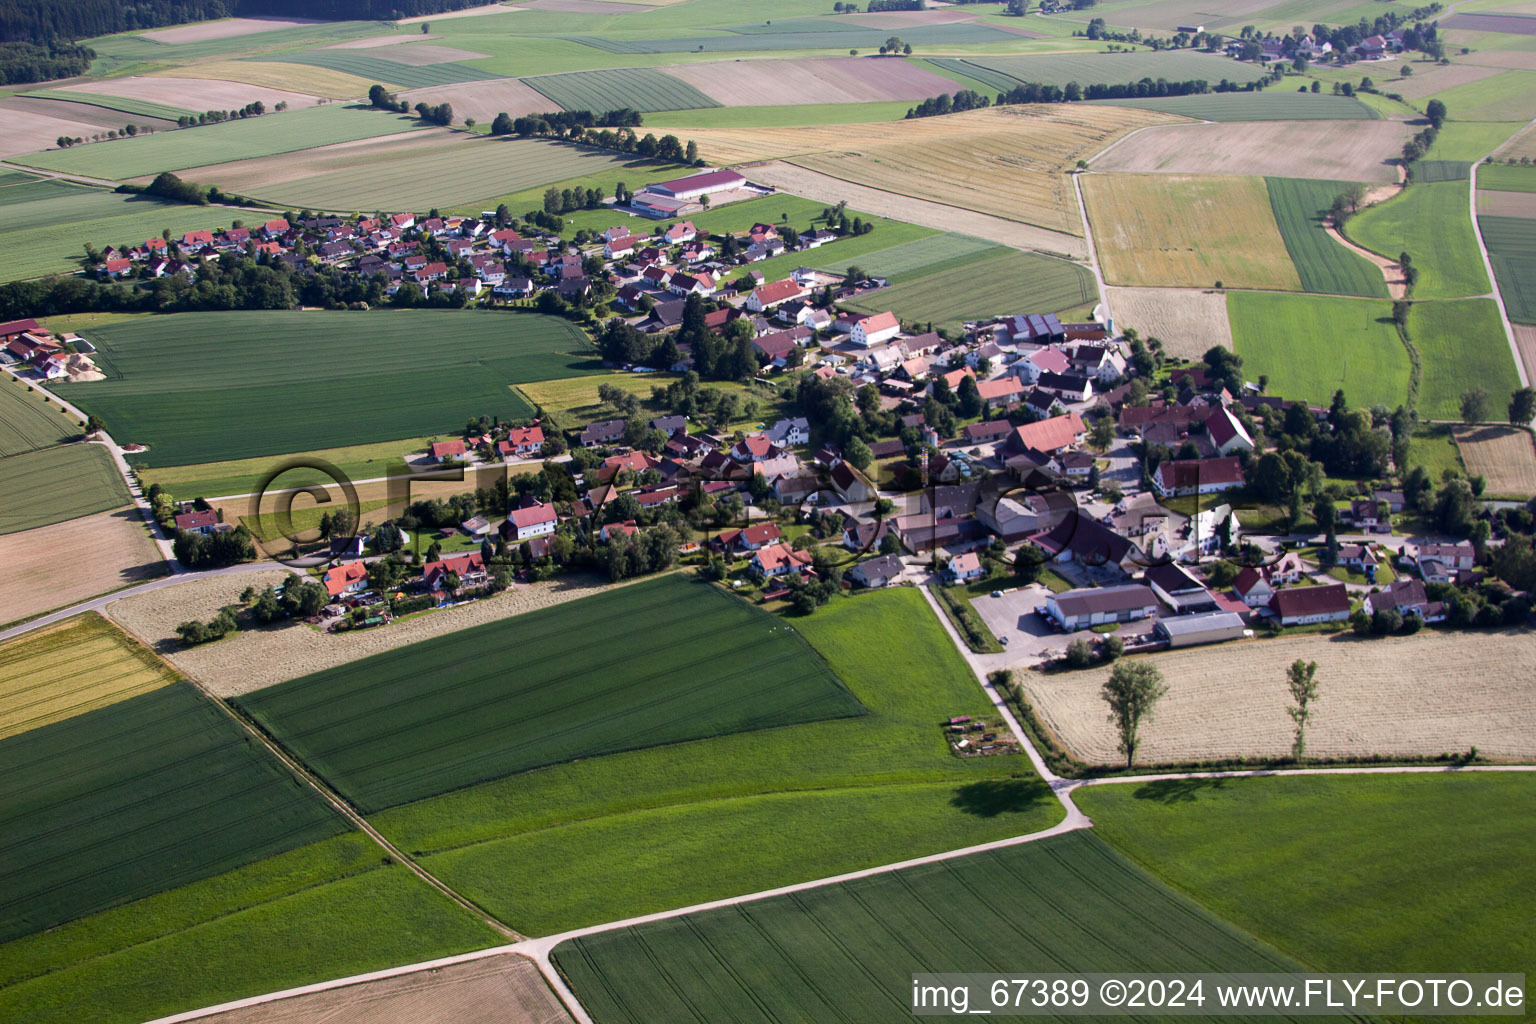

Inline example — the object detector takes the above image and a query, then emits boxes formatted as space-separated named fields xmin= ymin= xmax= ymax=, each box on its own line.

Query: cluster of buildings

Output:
xmin=0 ymin=318 xmax=99 ymax=381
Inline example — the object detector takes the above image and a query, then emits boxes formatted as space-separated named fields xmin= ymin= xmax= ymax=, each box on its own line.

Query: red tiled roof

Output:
xmin=508 ymin=503 xmax=557 ymax=529
xmin=1010 ymin=412 xmax=1085 ymax=453
xmin=430 ymin=440 xmax=466 ymax=459
xmin=1270 ymin=583 xmax=1349 ymax=619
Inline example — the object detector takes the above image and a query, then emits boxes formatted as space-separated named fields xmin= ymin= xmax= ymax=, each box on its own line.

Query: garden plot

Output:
xmin=0 ymin=614 xmax=176 ymax=742
xmin=1103 ymin=286 xmax=1233 ymax=358
xmin=1084 ymin=174 xmax=1301 ymax=291
xmin=663 ymin=56 xmax=958 ymax=106
xmin=398 ymin=78 xmax=559 ymax=122
xmin=56 ymin=76 xmax=322 ymax=111
xmin=138 ymin=17 xmax=329 ymax=43
xmin=1455 ymin=424 xmax=1536 ymax=495
xmin=1093 ymin=119 xmax=1412 ymax=183
xmin=0 ymin=509 xmax=164 ymax=628
xmin=238 ymin=576 xmax=863 ymax=812
xmin=1023 ymin=630 xmax=1536 ymax=765
xmin=193 ymin=954 xmax=573 ymax=1024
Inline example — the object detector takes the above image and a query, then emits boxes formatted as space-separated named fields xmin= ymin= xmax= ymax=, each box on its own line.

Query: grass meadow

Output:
xmin=0 ymin=186 xmax=224 ymax=282
xmin=0 ymin=614 xmax=175 ymax=742
xmin=248 ymin=51 xmax=502 ymax=89
xmin=1409 ymin=298 xmax=1521 ymax=418
xmin=1091 ymin=92 xmax=1379 ymax=121
xmin=12 ymin=105 xmax=425 ymax=180
xmin=0 ymin=682 xmax=348 ymax=943
xmin=137 ymin=433 xmax=448 ymax=499
xmin=524 ymin=67 xmax=721 ymax=113
xmin=554 ymin=830 xmax=1314 ymax=1024
xmin=821 ymin=232 xmax=1009 ymax=285
xmin=1076 ymin=773 xmax=1536 ymax=1004
xmin=242 ymin=576 xmax=865 ymax=813
xmin=55 ymin=310 xmax=595 ymax=467
xmin=1228 ymin=292 xmax=1410 ymax=410
xmin=23 ymin=89 xmax=194 ymax=120
xmin=1408 ymin=423 xmax=1466 ymax=481
xmin=1265 ymin=177 xmax=1389 ymax=297
xmin=842 ymin=251 xmax=1097 ymax=335
xmin=0 ymin=831 xmax=502 ymax=1024
xmin=1349 ymin=179 xmax=1491 ymax=298
xmin=0 ymin=444 xmax=130 ymax=534
xmin=372 ymin=586 xmax=1062 ymax=936
xmin=1426 ymin=70 xmax=1536 ymax=123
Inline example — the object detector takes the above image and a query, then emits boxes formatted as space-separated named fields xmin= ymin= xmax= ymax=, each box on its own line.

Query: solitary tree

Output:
xmin=1460 ymin=386 xmax=1489 ymax=424
xmin=1509 ymin=386 xmax=1536 ymax=425
xmin=1100 ymin=661 xmax=1168 ymax=768
xmin=1425 ymin=99 xmax=1447 ymax=129
xmin=1286 ymin=659 xmax=1321 ymax=760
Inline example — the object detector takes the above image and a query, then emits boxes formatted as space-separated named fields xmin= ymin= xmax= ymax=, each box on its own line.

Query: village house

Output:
xmin=1205 ymin=405 xmax=1255 ymax=456
xmin=1144 ymin=562 xmax=1217 ymax=615
xmin=848 ymin=553 xmax=905 ymax=588
xmin=428 ymin=439 xmax=466 ymax=464
xmin=713 ymin=522 xmax=783 ymax=554
xmin=322 ymin=561 xmax=369 ymax=598
xmin=1269 ymin=583 xmax=1351 ymax=626
xmin=499 ymin=425 xmax=545 ymax=458
xmin=1412 ymin=541 xmax=1475 ymax=581
xmin=578 ymin=419 xmax=626 ymax=447
xmin=423 ymin=552 xmax=486 ymax=592
xmin=745 ymin=278 xmax=805 ymax=313
xmin=1152 ymin=457 xmax=1244 ymax=498
xmin=944 ymin=551 xmax=985 ymax=584
xmin=1232 ymin=566 xmax=1275 ymax=607
xmin=767 ymin=417 xmax=810 ymax=447
xmin=850 ymin=311 xmax=900 ymax=348
xmin=1364 ymin=578 xmax=1431 ymax=618
xmin=502 ymin=502 xmax=558 ymax=542
xmin=752 ymin=542 xmax=813 ymax=578
xmin=174 ymin=509 xmax=218 ymax=535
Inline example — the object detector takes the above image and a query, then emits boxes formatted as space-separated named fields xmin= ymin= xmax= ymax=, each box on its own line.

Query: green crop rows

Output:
xmin=0 ymin=185 xmax=220 ymax=282
xmin=241 ymin=576 xmax=865 ymax=813
xmin=1090 ymin=92 xmax=1378 ymax=121
xmin=554 ymin=830 xmax=1316 ymax=1024
xmin=0 ymin=683 xmax=347 ymax=944
xmin=1228 ymin=292 xmax=1410 ymax=411
xmin=954 ymin=51 xmax=1268 ymax=90
xmin=1265 ymin=177 xmax=1388 ymax=298
xmin=820 ymin=233 xmax=1008 ymax=286
xmin=23 ymin=90 xmax=193 ymax=121
xmin=1480 ymin=213 xmax=1536 ymax=323
xmin=0 ymin=444 xmax=130 ymax=534
xmin=12 ymin=105 xmax=426 ymax=181
xmin=1348 ymin=179 xmax=1490 ymax=299
xmin=55 ymin=310 xmax=595 ymax=467
xmin=1410 ymin=159 xmax=1471 ymax=182
xmin=842 ymin=251 xmax=1097 ymax=335
xmin=1479 ymin=163 xmax=1536 ymax=193
xmin=524 ymin=68 xmax=721 ymax=114
xmin=0 ymin=378 xmax=79 ymax=457
xmin=247 ymin=52 xmax=502 ymax=89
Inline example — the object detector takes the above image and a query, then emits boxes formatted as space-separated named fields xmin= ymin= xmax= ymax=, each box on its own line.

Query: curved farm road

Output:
xmin=1326 ymin=222 xmax=1408 ymax=298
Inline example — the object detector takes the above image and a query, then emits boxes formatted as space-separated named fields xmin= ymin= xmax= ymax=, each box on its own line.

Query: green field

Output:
xmin=248 ymin=51 xmax=502 ymax=89
xmin=554 ymin=830 xmax=1318 ymax=1024
xmin=80 ymin=20 xmax=382 ymax=76
xmin=817 ymin=232 xmax=1009 ymax=285
xmin=1265 ymin=177 xmax=1388 ymax=297
xmin=1410 ymin=159 xmax=1472 ymax=182
xmin=555 ymin=21 xmax=1014 ymax=55
xmin=1091 ymin=91 xmax=1379 ymax=121
xmin=0 ymin=178 xmax=87 ymax=207
xmin=1228 ymin=292 xmax=1410 ymax=410
xmin=0 ymin=682 xmax=347 ymax=943
xmin=1076 ymin=774 xmax=1536 ymax=999
xmin=1408 ymin=423 xmax=1466 ymax=480
xmin=0 ymin=377 xmax=79 ymax=457
xmin=523 ymin=67 xmax=721 ymax=113
xmin=224 ymin=136 xmax=668 ymax=211
xmin=22 ymin=89 xmax=194 ymax=121
xmin=1349 ymin=179 xmax=1491 ymax=298
xmin=0 ymin=186 xmax=221 ymax=282
xmin=0 ymin=444 xmax=129 ymax=534
xmin=842 ymin=251 xmax=1097 ymax=335
xmin=372 ymin=586 xmax=1060 ymax=936
xmin=0 ymin=832 xmax=501 ymax=1024
xmin=1410 ymin=298 xmax=1521 ymax=419
xmin=242 ymin=576 xmax=864 ymax=813
xmin=1423 ymin=120 xmax=1526 ymax=162
xmin=138 ymin=433 xmax=449 ymax=500
xmin=1427 ymin=70 xmax=1536 ymax=123
xmin=1480 ymin=213 xmax=1536 ymax=323
xmin=937 ymin=51 xmax=1269 ymax=90
xmin=11 ymin=105 xmax=425 ymax=181
xmin=54 ymin=310 xmax=595 ymax=467
xmin=1480 ymin=162 xmax=1536 ymax=193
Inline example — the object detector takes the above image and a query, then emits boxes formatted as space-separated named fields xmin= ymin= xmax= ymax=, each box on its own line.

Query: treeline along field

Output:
xmin=0 ymin=681 xmax=348 ymax=943
xmin=54 ymin=310 xmax=597 ymax=466
xmin=239 ymin=576 xmax=866 ymax=813
xmin=553 ymin=830 xmax=1323 ymax=1024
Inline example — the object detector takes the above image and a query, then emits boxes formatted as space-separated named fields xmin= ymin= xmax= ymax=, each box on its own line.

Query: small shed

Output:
xmin=1155 ymin=610 xmax=1246 ymax=648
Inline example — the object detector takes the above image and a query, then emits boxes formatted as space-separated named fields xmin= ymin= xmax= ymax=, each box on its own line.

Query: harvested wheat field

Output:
xmin=665 ymin=57 xmax=959 ymax=107
xmin=1455 ymin=424 xmax=1536 ymax=495
xmin=107 ymin=568 xmax=657 ymax=696
xmin=370 ymin=43 xmax=492 ymax=65
xmin=148 ymin=61 xmax=375 ymax=100
xmin=61 ymin=76 xmax=323 ymax=111
xmin=195 ymin=955 xmax=573 ymax=1024
xmin=158 ymin=129 xmax=458 ymax=192
xmin=0 ymin=97 xmax=175 ymax=133
xmin=1103 ymin=286 xmax=1233 ymax=357
xmin=690 ymin=104 xmax=1183 ymax=235
xmin=1023 ymin=630 xmax=1536 ymax=765
xmin=1493 ymin=120 xmax=1536 ymax=162
xmin=397 ymin=3 xmax=524 ymax=23
xmin=399 ymin=79 xmax=558 ymax=123
xmin=1084 ymin=173 xmax=1301 ymax=291
xmin=1514 ymin=324 xmax=1536 ymax=386
xmin=138 ymin=17 xmax=328 ymax=43
xmin=1393 ymin=61 xmax=1503 ymax=99
xmin=0 ymin=613 xmax=177 ymax=741
xmin=0 ymin=508 xmax=165 ymax=627
xmin=1477 ymin=189 xmax=1536 ymax=218
xmin=324 ymin=33 xmax=440 ymax=47
xmin=750 ymin=161 xmax=1088 ymax=257
xmin=1092 ymin=119 xmax=1413 ymax=184
xmin=0 ymin=106 xmax=119 ymax=159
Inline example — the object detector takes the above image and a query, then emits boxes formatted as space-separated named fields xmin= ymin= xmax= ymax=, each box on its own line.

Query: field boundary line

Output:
xmin=1073 ymin=764 xmax=1536 ymax=788
xmin=1471 ymin=121 xmax=1535 ymax=394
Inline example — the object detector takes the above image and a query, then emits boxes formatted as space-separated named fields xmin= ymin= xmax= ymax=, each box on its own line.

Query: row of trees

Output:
xmin=907 ymin=75 xmax=1250 ymax=119
xmin=174 ymin=101 xmax=271 ymax=128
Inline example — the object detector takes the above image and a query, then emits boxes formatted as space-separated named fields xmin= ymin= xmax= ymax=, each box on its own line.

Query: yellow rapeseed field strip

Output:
xmin=689 ymin=104 xmax=1184 ymax=235
xmin=149 ymin=61 xmax=375 ymax=100
xmin=1083 ymin=172 xmax=1302 ymax=291
xmin=0 ymin=613 xmax=179 ymax=741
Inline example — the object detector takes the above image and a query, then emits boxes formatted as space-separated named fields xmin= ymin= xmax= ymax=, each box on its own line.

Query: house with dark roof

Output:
xmin=1153 ymin=456 xmax=1244 ymax=498
xmin=1364 ymin=578 xmax=1429 ymax=618
xmin=849 ymin=553 xmax=905 ymax=588
xmin=1269 ymin=583 xmax=1350 ymax=626
xmin=1043 ymin=584 xmax=1157 ymax=631
xmin=1028 ymin=514 xmax=1134 ymax=573
xmin=578 ymin=418 xmax=626 ymax=447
